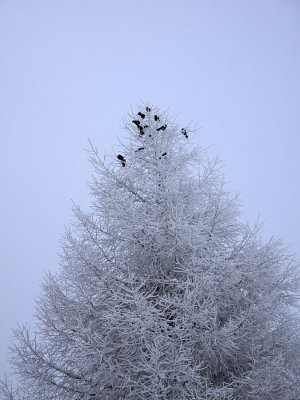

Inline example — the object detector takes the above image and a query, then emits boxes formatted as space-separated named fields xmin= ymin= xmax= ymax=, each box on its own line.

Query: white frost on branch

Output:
xmin=2 ymin=105 xmax=299 ymax=400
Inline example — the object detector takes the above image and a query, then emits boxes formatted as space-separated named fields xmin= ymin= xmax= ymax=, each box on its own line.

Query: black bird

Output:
xmin=117 ymin=154 xmax=126 ymax=167
xmin=143 ymin=125 xmax=149 ymax=129
xmin=146 ymin=107 xmax=151 ymax=112
xmin=135 ymin=147 xmax=144 ymax=151
xmin=157 ymin=125 xmax=167 ymax=131
xmin=138 ymin=125 xmax=145 ymax=135
xmin=154 ymin=115 xmax=159 ymax=121
xmin=181 ymin=128 xmax=188 ymax=138
xmin=159 ymin=152 xmax=167 ymax=159
xmin=138 ymin=112 xmax=145 ymax=119
xmin=132 ymin=120 xmax=140 ymax=126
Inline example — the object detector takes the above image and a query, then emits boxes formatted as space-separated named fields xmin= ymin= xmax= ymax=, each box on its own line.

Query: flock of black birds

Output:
xmin=117 ymin=107 xmax=188 ymax=167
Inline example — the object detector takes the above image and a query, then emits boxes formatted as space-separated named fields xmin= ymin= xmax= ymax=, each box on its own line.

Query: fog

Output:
xmin=1 ymin=0 xmax=300 ymax=376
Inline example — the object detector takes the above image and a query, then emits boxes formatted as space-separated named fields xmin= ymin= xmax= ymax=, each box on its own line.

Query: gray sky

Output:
xmin=1 ymin=0 xmax=300 ymax=376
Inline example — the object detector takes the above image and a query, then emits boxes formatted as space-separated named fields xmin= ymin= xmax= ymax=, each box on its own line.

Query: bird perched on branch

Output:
xmin=154 ymin=115 xmax=159 ymax=121
xmin=132 ymin=120 xmax=146 ymax=135
xmin=117 ymin=154 xmax=126 ymax=167
xmin=159 ymin=152 xmax=167 ymax=159
xmin=138 ymin=126 xmax=145 ymax=135
xmin=146 ymin=107 xmax=151 ymax=112
xmin=138 ymin=112 xmax=145 ymax=119
xmin=135 ymin=147 xmax=144 ymax=152
xmin=181 ymin=128 xmax=188 ymax=138
xmin=157 ymin=125 xmax=167 ymax=131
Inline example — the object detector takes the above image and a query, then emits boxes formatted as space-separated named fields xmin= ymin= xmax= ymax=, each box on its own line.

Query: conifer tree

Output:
xmin=1 ymin=105 xmax=299 ymax=399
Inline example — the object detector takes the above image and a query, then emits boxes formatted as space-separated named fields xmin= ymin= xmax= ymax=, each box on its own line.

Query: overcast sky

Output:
xmin=1 ymin=0 xmax=300 ymax=377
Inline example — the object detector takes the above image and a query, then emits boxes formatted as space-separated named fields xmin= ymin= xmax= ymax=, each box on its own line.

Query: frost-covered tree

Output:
xmin=1 ymin=105 xmax=300 ymax=399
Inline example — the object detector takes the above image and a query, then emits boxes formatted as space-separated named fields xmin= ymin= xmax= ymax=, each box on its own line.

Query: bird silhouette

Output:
xmin=157 ymin=125 xmax=167 ymax=131
xmin=181 ymin=128 xmax=188 ymax=138
xmin=117 ymin=154 xmax=126 ymax=167
xmin=138 ymin=126 xmax=145 ymax=135
xmin=138 ymin=112 xmax=145 ymax=119
xmin=146 ymin=107 xmax=151 ymax=112
xmin=159 ymin=152 xmax=167 ymax=159
xmin=154 ymin=115 xmax=159 ymax=121
xmin=143 ymin=125 xmax=149 ymax=129
xmin=135 ymin=147 xmax=144 ymax=151
xmin=132 ymin=120 xmax=140 ymax=126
